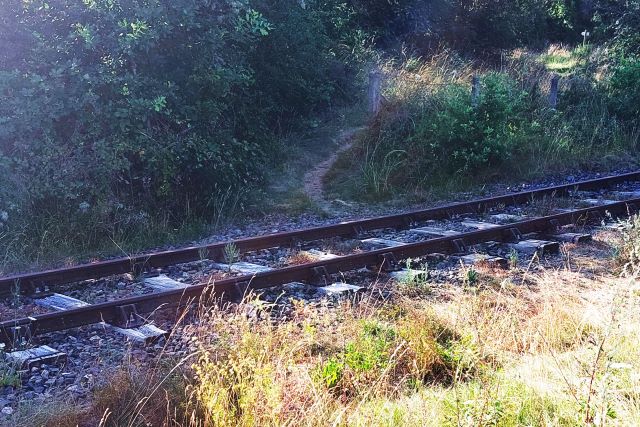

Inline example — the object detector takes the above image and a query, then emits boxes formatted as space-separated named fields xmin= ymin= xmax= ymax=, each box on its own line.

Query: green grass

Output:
xmin=539 ymin=44 xmax=591 ymax=74
xmin=349 ymin=377 xmax=582 ymax=426
xmin=0 ymin=213 xmax=214 ymax=275
xmin=540 ymin=54 xmax=579 ymax=73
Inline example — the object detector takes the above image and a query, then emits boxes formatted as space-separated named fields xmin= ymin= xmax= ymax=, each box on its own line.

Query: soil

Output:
xmin=302 ymin=126 xmax=365 ymax=210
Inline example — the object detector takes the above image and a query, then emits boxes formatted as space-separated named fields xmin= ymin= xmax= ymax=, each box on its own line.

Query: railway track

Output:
xmin=2 ymin=172 xmax=640 ymax=366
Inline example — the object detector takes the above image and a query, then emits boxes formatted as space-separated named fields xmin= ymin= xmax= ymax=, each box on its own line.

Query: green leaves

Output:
xmin=0 ymin=0 xmax=365 ymax=251
xmin=236 ymin=9 xmax=272 ymax=36
xmin=607 ymin=57 xmax=640 ymax=120
xmin=151 ymin=95 xmax=166 ymax=112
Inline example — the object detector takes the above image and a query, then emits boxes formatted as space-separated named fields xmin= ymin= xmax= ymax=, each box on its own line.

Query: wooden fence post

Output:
xmin=471 ymin=75 xmax=480 ymax=108
xmin=368 ymin=69 xmax=382 ymax=115
xmin=549 ymin=74 xmax=559 ymax=110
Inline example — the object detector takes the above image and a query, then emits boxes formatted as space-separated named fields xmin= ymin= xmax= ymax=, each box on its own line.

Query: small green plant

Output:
xmin=0 ymin=363 xmax=21 ymax=388
xmin=318 ymin=358 xmax=344 ymax=389
xmin=223 ymin=242 xmax=241 ymax=271
xmin=345 ymin=321 xmax=395 ymax=373
xmin=400 ymin=259 xmax=430 ymax=294
xmin=508 ymin=249 xmax=519 ymax=269
xmin=463 ymin=266 xmax=479 ymax=287
xmin=315 ymin=320 xmax=397 ymax=394
xmin=10 ymin=280 xmax=20 ymax=309
xmin=198 ymin=246 xmax=209 ymax=261
xmin=436 ymin=331 xmax=479 ymax=375
xmin=404 ymin=56 xmax=422 ymax=72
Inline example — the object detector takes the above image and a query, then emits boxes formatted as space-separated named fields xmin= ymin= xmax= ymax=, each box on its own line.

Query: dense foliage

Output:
xmin=1 ymin=0 xmax=639 ymax=264
xmin=404 ymin=74 xmax=538 ymax=175
xmin=341 ymin=55 xmax=639 ymax=200
xmin=0 ymin=0 xmax=365 ymax=256
xmin=347 ymin=0 xmax=597 ymax=49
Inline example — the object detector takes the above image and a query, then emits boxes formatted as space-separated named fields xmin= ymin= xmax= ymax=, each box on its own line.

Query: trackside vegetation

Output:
xmin=0 ymin=0 xmax=370 ymax=269
xmin=16 ymin=222 xmax=640 ymax=426
xmin=326 ymin=48 xmax=640 ymax=201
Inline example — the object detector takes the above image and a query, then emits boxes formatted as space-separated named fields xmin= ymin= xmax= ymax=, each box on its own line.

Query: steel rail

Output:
xmin=1 ymin=197 xmax=637 ymax=348
xmin=1 ymin=171 xmax=639 ymax=296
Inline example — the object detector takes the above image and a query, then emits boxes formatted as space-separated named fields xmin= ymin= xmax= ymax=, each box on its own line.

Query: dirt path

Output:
xmin=303 ymin=127 xmax=364 ymax=211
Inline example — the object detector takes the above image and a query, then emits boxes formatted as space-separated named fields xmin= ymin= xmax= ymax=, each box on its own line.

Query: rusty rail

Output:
xmin=2 ymin=171 xmax=640 ymax=296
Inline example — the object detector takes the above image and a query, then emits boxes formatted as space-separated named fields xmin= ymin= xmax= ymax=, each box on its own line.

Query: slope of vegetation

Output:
xmin=0 ymin=0 xmax=370 ymax=270
xmin=326 ymin=48 xmax=640 ymax=201
xmin=325 ymin=1 xmax=640 ymax=201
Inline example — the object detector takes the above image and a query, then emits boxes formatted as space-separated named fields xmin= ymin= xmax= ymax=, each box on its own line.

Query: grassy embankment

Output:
xmin=325 ymin=47 xmax=640 ymax=204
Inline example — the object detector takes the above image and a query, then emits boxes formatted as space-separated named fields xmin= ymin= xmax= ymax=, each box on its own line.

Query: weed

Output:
xmin=463 ymin=266 xmax=479 ymax=287
xmin=361 ymin=146 xmax=407 ymax=200
xmin=223 ymin=242 xmax=241 ymax=271
xmin=198 ymin=246 xmax=210 ymax=261
xmin=315 ymin=320 xmax=398 ymax=395
xmin=508 ymin=248 xmax=519 ymax=268
xmin=318 ymin=358 xmax=343 ymax=389
xmin=397 ymin=259 xmax=430 ymax=295
xmin=285 ymin=251 xmax=318 ymax=266
xmin=0 ymin=359 xmax=20 ymax=388
xmin=10 ymin=280 xmax=20 ymax=309
xmin=616 ymin=214 xmax=640 ymax=276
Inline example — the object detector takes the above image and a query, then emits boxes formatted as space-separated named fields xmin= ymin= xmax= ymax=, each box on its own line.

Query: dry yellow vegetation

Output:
xmin=14 ymin=220 xmax=640 ymax=427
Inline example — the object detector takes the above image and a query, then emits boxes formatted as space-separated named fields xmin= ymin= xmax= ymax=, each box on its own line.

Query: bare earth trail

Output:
xmin=302 ymin=126 xmax=364 ymax=211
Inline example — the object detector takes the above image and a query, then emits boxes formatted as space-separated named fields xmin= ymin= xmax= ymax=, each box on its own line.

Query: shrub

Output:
xmin=424 ymin=73 xmax=533 ymax=174
xmin=353 ymin=70 xmax=546 ymax=198
xmin=0 ymin=0 xmax=368 ymax=264
xmin=607 ymin=57 xmax=640 ymax=121
xmin=593 ymin=0 xmax=640 ymax=56
xmin=330 ymin=52 xmax=639 ymax=201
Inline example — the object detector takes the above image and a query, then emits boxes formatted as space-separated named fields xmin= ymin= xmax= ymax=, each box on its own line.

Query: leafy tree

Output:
xmin=0 ymin=0 xmax=364 ymax=245
xmin=593 ymin=0 xmax=640 ymax=55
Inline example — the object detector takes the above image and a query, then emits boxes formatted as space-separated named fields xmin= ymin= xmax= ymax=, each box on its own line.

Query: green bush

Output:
xmin=607 ymin=58 xmax=640 ymax=121
xmin=416 ymin=73 xmax=535 ymax=174
xmin=593 ymin=0 xmax=640 ymax=55
xmin=348 ymin=0 xmax=587 ymax=50
xmin=362 ymin=72 xmax=543 ymax=194
xmin=0 ymin=0 xmax=367 ymax=262
xmin=343 ymin=61 xmax=638 ymax=200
